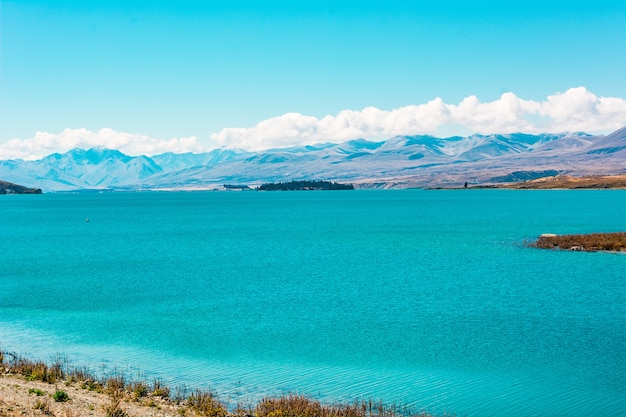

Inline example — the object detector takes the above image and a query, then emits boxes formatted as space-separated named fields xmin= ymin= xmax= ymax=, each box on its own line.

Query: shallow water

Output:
xmin=1 ymin=190 xmax=625 ymax=416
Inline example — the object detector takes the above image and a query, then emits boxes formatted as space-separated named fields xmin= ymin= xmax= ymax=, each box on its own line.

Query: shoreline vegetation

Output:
xmin=0 ymin=350 xmax=444 ymax=417
xmin=5 ymin=174 xmax=626 ymax=193
xmin=530 ymin=232 xmax=626 ymax=252
xmin=257 ymin=180 xmax=354 ymax=191
xmin=428 ymin=174 xmax=626 ymax=190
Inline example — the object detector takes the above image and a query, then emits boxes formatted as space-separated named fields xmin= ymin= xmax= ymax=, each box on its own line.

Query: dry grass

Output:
xmin=505 ymin=174 xmax=626 ymax=189
xmin=0 ymin=350 xmax=448 ymax=417
xmin=531 ymin=232 xmax=626 ymax=251
xmin=1 ymin=353 xmax=65 ymax=384
xmin=187 ymin=389 xmax=228 ymax=417
xmin=256 ymin=394 xmax=438 ymax=417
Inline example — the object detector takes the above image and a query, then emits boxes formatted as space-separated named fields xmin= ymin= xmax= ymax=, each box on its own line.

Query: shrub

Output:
xmin=80 ymin=379 xmax=103 ymax=391
xmin=130 ymin=380 xmax=149 ymax=398
xmin=106 ymin=375 xmax=126 ymax=393
xmin=28 ymin=388 xmax=46 ymax=396
xmin=105 ymin=407 xmax=130 ymax=417
xmin=53 ymin=390 xmax=70 ymax=402
xmin=105 ymin=376 xmax=130 ymax=417
xmin=105 ymin=398 xmax=130 ymax=417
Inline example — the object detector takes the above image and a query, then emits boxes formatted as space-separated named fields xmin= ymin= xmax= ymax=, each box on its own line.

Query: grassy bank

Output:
xmin=530 ymin=232 xmax=626 ymax=252
xmin=0 ymin=350 xmax=445 ymax=417
xmin=502 ymin=174 xmax=626 ymax=189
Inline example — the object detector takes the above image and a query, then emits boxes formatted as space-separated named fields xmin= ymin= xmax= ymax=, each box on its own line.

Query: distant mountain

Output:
xmin=0 ymin=148 xmax=162 ymax=190
xmin=151 ymin=148 xmax=248 ymax=172
xmin=583 ymin=126 xmax=626 ymax=155
xmin=1 ymin=128 xmax=624 ymax=190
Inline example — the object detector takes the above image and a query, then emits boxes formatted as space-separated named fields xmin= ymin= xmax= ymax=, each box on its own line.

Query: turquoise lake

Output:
xmin=1 ymin=190 xmax=625 ymax=416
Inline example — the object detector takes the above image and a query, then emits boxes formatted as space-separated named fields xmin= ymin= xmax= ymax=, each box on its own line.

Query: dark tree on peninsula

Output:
xmin=258 ymin=180 xmax=354 ymax=191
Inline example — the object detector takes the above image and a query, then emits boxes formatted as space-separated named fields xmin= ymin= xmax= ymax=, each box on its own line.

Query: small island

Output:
xmin=0 ymin=180 xmax=42 ymax=194
xmin=258 ymin=180 xmax=354 ymax=191
xmin=531 ymin=232 xmax=626 ymax=252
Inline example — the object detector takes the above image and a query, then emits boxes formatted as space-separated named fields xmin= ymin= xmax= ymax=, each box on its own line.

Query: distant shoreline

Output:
xmin=7 ymin=174 xmax=626 ymax=193
xmin=496 ymin=174 xmax=626 ymax=190
xmin=427 ymin=174 xmax=626 ymax=190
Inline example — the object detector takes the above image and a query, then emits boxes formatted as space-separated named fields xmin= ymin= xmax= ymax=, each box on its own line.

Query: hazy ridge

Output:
xmin=1 ymin=127 xmax=624 ymax=191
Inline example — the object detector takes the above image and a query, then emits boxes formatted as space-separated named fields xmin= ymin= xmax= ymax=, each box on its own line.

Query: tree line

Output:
xmin=258 ymin=180 xmax=354 ymax=191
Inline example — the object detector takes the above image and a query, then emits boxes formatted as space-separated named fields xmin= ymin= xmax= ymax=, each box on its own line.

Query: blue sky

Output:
xmin=1 ymin=0 xmax=625 ymax=157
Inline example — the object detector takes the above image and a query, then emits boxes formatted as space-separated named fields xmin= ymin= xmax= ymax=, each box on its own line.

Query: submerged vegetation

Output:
xmin=258 ymin=180 xmax=354 ymax=191
xmin=0 ymin=350 xmax=446 ymax=417
xmin=530 ymin=232 xmax=626 ymax=252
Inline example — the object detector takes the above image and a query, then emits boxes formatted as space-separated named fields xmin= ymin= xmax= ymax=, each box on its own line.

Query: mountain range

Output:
xmin=1 ymin=127 xmax=624 ymax=191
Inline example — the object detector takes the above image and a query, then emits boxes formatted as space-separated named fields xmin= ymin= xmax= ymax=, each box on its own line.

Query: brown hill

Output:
xmin=502 ymin=174 xmax=626 ymax=189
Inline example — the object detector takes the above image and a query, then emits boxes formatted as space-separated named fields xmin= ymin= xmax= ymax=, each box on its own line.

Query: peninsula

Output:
xmin=0 ymin=180 xmax=42 ymax=194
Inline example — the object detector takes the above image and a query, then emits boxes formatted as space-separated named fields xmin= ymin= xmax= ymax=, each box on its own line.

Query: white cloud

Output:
xmin=538 ymin=87 xmax=626 ymax=132
xmin=210 ymin=87 xmax=626 ymax=150
xmin=2 ymin=87 xmax=625 ymax=160
xmin=0 ymin=128 xmax=205 ymax=160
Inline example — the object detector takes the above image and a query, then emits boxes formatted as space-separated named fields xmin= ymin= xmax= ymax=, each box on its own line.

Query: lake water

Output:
xmin=1 ymin=190 xmax=625 ymax=416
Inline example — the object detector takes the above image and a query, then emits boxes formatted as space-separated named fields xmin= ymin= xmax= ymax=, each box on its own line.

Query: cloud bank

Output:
xmin=0 ymin=128 xmax=204 ymax=160
xmin=2 ymin=87 xmax=625 ymax=160
xmin=211 ymin=87 xmax=626 ymax=150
